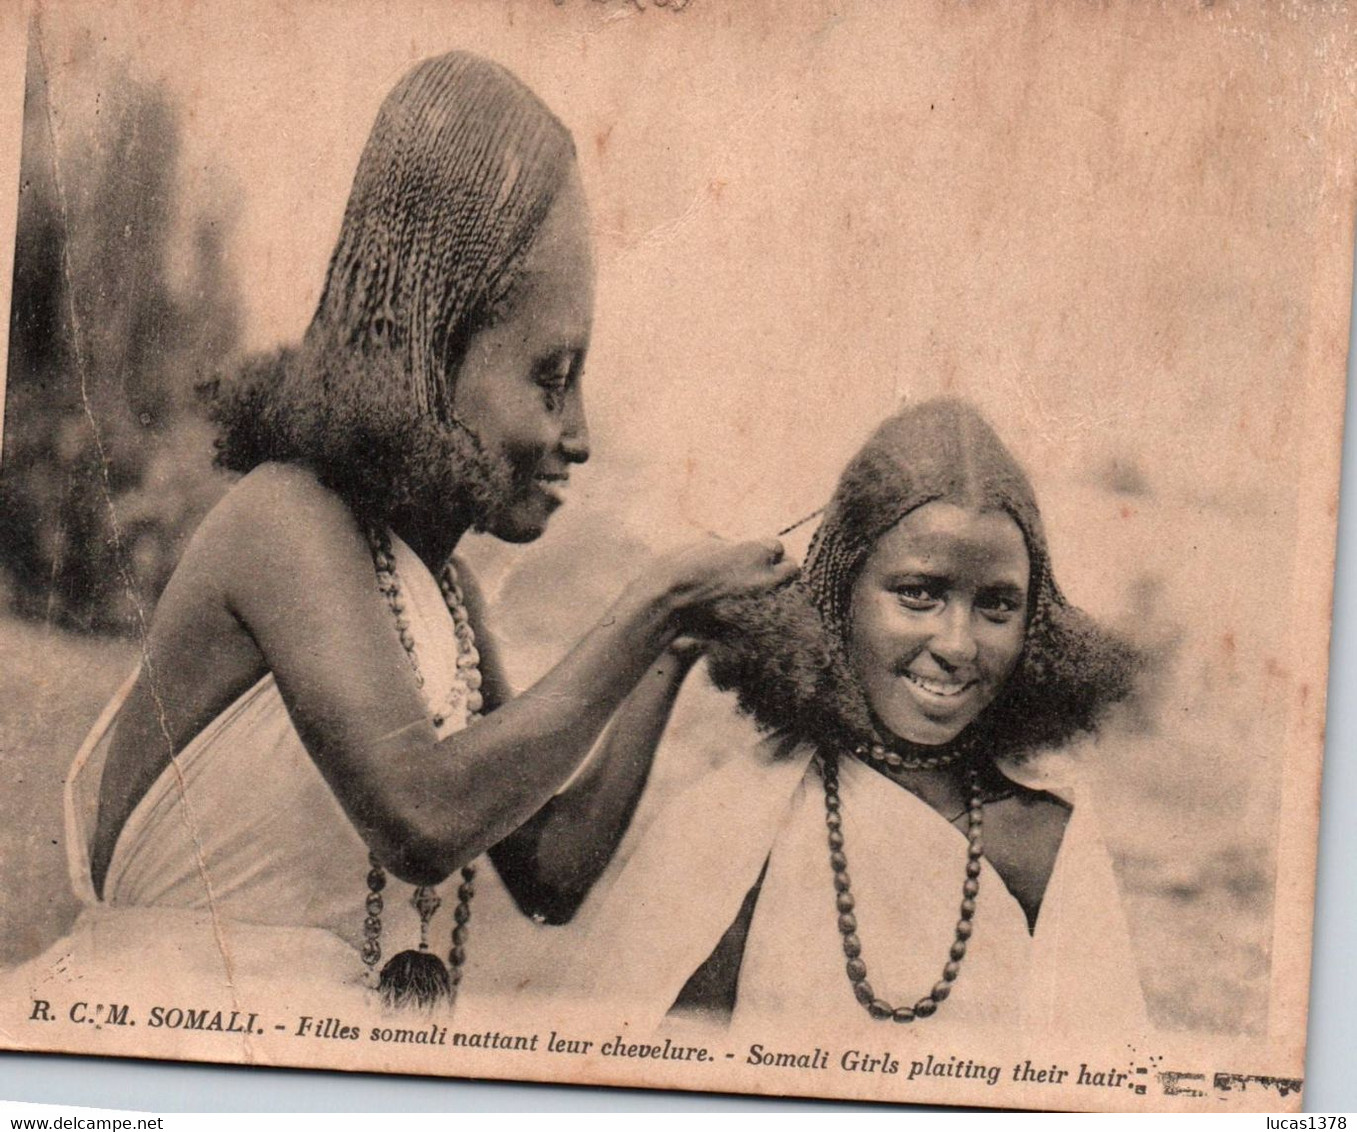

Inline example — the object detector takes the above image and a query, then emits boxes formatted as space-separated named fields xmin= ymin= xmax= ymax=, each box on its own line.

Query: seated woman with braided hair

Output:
xmin=6 ymin=51 xmax=793 ymax=1019
xmin=560 ymin=397 xmax=1150 ymax=1037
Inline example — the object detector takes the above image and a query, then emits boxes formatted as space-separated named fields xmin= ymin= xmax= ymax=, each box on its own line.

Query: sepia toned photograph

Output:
xmin=0 ymin=0 xmax=1353 ymax=1113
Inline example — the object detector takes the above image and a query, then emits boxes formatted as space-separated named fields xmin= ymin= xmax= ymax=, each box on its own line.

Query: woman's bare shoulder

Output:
xmin=183 ymin=464 xmax=366 ymax=582
xmin=206 ymin=463 xmax=355 ymax=539
xmin=145 ymin=464 xmax=376 ymax=662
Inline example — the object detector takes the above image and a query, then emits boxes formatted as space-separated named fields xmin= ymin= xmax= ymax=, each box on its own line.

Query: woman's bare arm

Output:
xmin=452 ymin=561 xmax=703 ymax=921
xmin=488 ymin=640 xmax=702 ymax=921
xmin=216 ymin=465 xmax=792 ymax=887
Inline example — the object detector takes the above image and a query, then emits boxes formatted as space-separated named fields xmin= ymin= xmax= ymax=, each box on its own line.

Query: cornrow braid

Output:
xmin=311 ymin=52 xmax=575 ymax=419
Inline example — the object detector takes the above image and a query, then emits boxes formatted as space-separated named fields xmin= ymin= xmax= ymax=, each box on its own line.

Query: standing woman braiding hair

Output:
xmin=4 ymin=51 xmax=794 ymax=1022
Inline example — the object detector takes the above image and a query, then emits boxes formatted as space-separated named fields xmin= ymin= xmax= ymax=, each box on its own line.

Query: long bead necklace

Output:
xmin=822 ymin=751 xmax=983 ymax=1023
xmin=362 ymin=527 xmax=483 ymax=1008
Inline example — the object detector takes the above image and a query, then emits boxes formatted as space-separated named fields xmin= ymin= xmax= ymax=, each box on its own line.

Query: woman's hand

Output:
xmin=635 ymin=538 xmax=798 ymax=628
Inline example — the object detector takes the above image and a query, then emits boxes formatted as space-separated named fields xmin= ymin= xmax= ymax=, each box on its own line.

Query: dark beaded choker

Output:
xmin=854 ymin=738 xmax=967 ymax=773
xmin=822 ymin=751 xmax=983 ymax=1023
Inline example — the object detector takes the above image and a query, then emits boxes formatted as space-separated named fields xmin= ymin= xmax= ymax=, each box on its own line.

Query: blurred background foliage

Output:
xmin=0 ymin=38 xmax=238 ymax=634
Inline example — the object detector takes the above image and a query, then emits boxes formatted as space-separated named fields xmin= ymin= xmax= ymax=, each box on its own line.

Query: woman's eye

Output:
xmin=536 ymin=357 xmax=574 ymax=410
xmin=978 ymin=593 xmax=1022 ymax=622
xmin=894 ymin=584 xmax=939 ymax=610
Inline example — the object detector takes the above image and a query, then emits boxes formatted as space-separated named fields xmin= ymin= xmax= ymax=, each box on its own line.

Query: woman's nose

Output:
xmin=930 ymin=604 xmax=979 ymax=666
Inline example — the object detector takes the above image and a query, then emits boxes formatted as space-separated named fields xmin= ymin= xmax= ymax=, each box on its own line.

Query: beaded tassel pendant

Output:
xmin=376 ymin=884 xmax=452 ymax=1009
xmin=364 ymin=528 xmax=481 ymax=1010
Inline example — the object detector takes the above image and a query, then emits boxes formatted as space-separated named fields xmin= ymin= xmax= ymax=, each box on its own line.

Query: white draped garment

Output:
xmin=555 ymin=733 xmax=1150 ymax=1041
xmin=2 ymin=534 xmax=540 ymax=1026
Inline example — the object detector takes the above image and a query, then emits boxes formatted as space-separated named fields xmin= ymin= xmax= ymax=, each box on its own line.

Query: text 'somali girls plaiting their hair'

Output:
xmin=563 ymin=398 xmax=1150 ymax=1036
xmin=6 ymin=52 xmax=795 ymax=1013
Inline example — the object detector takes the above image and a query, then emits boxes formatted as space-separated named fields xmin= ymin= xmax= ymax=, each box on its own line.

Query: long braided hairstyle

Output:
xmin=211 ymin=52 xmax=577 ymax=528
xmin=704 ymin=397 xmax=1140 ymax=761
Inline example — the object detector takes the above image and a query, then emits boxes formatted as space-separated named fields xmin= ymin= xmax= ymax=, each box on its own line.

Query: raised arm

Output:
xmin=223 ymin=465 xmax=792 ymax=888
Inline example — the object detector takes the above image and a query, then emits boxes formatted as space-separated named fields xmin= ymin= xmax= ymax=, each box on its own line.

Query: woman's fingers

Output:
xmin=651 ymin=536 xmax=799 ymax=614
xmin=720 ymin=537 xmax=798 ymax=593
xmin=757 ymin=540 xmax=799 ymax=585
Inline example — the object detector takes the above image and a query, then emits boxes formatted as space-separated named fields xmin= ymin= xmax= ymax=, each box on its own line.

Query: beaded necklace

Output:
xmin=822 ymin=751 xmax=983 ymax=1023
xmin=363 ymin=528 xmax=484 ymax=1008
xmin=854 ymin=738 xmax=968 ymax=774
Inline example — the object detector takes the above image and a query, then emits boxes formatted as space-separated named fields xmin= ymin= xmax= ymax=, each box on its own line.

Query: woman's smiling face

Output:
xmin=846 ymin=501 xmax=1030 ymax=746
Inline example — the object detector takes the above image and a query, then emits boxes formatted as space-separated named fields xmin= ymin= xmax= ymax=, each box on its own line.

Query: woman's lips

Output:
xmin=901 ymin=670 xmax=976 ymax=699
xmin=532 ymin=473 xmax=569 ymax=505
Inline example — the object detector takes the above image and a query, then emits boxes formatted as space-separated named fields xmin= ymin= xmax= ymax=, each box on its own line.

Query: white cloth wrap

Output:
xmin=4 ymin=534 xmax=541 ymax=1012
xmin=557 ymin=736 xmax=1149 ymax=1039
